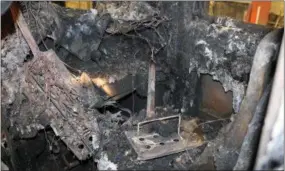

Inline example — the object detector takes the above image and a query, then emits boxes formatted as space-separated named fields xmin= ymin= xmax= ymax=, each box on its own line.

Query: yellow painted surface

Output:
xmin=92 ymin=77 xmax=115 ymax=96
xmin=270 ymin=1 xmax=284 ymax=15
xmin=71 ymin=72 xmax=116 ymax=97
xmin=231 ymin=1 xmax=251 ymax=4
xmin=65 ymin=1 xmax=92 ymax=10
xmin=232 ymin=1 xmax=284 ymax=15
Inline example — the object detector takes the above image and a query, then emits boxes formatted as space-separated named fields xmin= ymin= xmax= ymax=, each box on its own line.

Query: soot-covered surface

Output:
xmin=1 ymin=1 xmax=272 ymax=171
xmin=17 ymin=1 xmax=271 ymax=115
xmin=4 ymin=107 xmax=227 ymax=171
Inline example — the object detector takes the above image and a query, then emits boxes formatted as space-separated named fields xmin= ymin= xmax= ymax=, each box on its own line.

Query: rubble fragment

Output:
xmin=5 ymin=9 xmax=102 ymax=161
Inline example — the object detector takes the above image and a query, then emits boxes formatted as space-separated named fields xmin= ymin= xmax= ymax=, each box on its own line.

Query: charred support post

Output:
xmin=214 ymin=29 xmax=283 ymax=170
xmin=224 ymin=29 xmax=283 ymax=149
xmin=146 ymin=60 xmax=156 ymax=119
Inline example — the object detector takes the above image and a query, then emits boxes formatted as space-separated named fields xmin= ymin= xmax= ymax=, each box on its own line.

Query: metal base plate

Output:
xmin=125 ymin=130 xmax=203 ymax=160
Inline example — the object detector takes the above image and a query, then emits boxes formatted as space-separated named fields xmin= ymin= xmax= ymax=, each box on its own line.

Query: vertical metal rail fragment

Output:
xmin=146 ymin=60 xmax=156 ymax=119
xmin=10 ymin=5 xmax=40 ymax=56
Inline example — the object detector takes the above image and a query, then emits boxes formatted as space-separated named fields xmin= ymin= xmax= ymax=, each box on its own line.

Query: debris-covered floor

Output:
xmin=2 ymin=1 xmax=282 ymax=171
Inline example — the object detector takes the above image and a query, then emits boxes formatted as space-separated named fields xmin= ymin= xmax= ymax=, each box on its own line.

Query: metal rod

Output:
xmin=137 ymin=114 xmax=181 ymax=135
xmin=146 ymin=60 xmax=156 ymax=119
xmin=10 ymin=6 xmax=40 ymax=56
xmin=177 ymin=114 xmax=181 ymax=136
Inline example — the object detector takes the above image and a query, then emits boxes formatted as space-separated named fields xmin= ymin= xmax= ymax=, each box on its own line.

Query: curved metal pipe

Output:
xmin=216 ymin=28 xmax=283 ymax=170
xmin=233 ymin=82 xmax=272 ymax=170
xmin=225 ymin=28 xmax=283 ymax=149
xmin=254 ymin=31 xmax=285 ymax=170
xmin=235 ymin=30 xmax=284 ymax=170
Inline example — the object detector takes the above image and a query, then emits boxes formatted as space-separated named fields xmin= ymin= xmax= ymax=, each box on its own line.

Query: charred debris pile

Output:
xmin=1 ymin=1 xmax=282 ymax=171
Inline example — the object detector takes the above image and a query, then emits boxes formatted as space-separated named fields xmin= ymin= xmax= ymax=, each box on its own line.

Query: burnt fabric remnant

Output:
xmin=1 ymin=1 xmax=282 ymax=171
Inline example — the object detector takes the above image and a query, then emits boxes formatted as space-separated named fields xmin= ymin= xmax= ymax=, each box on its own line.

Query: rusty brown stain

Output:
xmin=200 ymin=75 xmax=233 ymax=118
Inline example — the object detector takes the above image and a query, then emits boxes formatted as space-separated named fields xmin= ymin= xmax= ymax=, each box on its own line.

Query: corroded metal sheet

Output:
xmin=125 ymin=130 xmax=203 ymax=160
xmin=125 ymin=114 xmax=203 ymax=160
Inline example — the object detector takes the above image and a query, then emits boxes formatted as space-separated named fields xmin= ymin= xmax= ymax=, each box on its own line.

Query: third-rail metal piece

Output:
xmin=125 ymin=113 xmax=203 ymax=160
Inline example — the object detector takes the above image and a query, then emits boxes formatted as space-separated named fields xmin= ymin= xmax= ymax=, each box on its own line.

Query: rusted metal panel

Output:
xmin=146 ymin=61 xmax=156 ymax=119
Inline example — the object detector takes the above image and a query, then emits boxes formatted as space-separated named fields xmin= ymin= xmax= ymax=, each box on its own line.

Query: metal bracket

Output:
xmin=137 ymin=114 xmax=181 ymax=136
xmin=125 ymin=114 xmax=203 ymax=160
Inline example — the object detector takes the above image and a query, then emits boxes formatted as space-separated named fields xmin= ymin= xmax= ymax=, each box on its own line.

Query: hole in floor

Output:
xmin=173 ymin=139 xmax=179 ymax=142
xmin=78 ymin=144 xmax=84 ymax=149
xmin=145 ymin=145 xmax=151 ymax=149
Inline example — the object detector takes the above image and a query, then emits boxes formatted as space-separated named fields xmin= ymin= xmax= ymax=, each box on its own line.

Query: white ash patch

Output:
xmin=96 ymin=152 xmax=118 ymax=170
xmin=195 ymin=39 xmax=227 ymax=65
xmin=105 ymin=2 xmax=158 ymax=22
xmin=124 ymin=150 xmax=131 ymax=156
xmin=108 ymin=76 xmax=116 ymax=83
xmin=91 ymin=134 xmax=100 ymax=150
xmin=90 ymin=9 xmax=98 ymax=16
xmin=1 ymin=30 xmax=29 ymax=105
